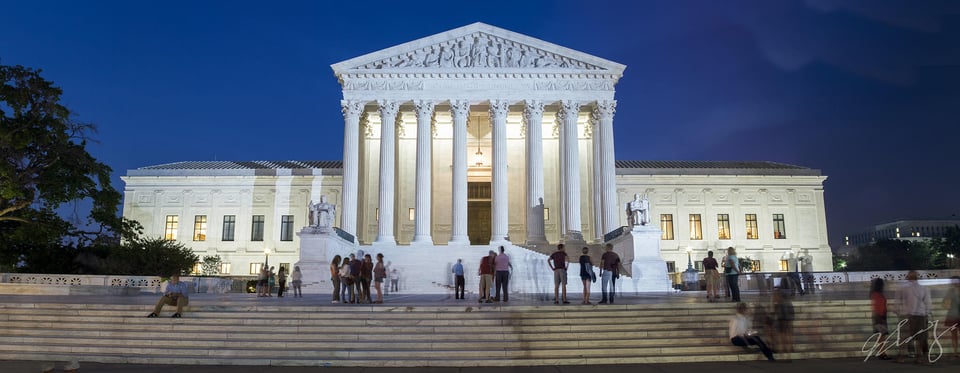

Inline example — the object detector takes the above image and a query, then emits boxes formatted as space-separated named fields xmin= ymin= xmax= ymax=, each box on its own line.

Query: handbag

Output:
xmin=590 ymin=270 xmax=597 ymax=283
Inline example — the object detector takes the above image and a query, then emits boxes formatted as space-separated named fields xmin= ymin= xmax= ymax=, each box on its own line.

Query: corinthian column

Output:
xmin=591 ymin=108 xmax=603 ymax=242
xmin=489 ymin=100 xmax=510 ymax=244
xmin=559 ymin=100 xmax=582 ymax=242
xmin=449 ymin=100 xmax=470 ymax=245
xmin=374 ymin=100 xmax=399 ymax=245
xmin=596 ymin=100 xmax=618 ymax=236
xmin=412 ymin=100 xmax=435 ymax=245
xmin=524 ymin=100 xmax=547 ymax=245
xmin=340 ymin=100 xmax=364 ymax=241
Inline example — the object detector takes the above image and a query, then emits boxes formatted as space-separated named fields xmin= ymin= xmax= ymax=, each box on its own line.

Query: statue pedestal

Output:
xmin=295 ymin=227 xmax=355 ymax=295
xmin=620 ymin=225 xmax=673 ymax=292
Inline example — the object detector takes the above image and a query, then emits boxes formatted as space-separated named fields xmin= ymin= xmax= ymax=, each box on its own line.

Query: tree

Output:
xmin=200 ymin=255 xmax=223 ymax=276
xmin=0 ymin=63 xmax=136 ymax=265
xmin=846 ymin=239 xmax=940 ymax=271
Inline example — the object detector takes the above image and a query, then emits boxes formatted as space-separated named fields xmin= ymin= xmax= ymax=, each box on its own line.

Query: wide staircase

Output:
xmin=0 ymin=296 xmax=935 ymax=367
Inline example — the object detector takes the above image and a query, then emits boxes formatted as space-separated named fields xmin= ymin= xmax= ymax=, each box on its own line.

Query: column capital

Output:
xmin=489 ymin=99 xmax=510 ymax=118
xmin=341 ymin=100 xmax=365 ymax=119
xmin=450 ymin=100 xmax=470 ymax=118
xmin=377 ymin=100 xmax=400 ymax=117
xmin=523 ymin=100 xmax=544 ymax=119
xmin=414 ymin=100 xmax=436 ymax=118
xmin=558 ymin=100 xmax=581 ymax=121
xmin=594 ymin=100 xmax=617 ymax=119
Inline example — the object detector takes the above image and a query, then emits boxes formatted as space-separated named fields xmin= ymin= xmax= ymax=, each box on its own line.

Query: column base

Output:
xmin=409 ymin=237 xmax=435 ymax=247
xmin=371 ymin=237 xmax=396 ymax=247
xmin=448 ymin=236 xmax=470 ymax=246
xmin=489 ymin=238 xmax=512 ymax=247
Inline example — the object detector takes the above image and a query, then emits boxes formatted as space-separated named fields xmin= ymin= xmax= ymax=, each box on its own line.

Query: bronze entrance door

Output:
xmin=467 ymin=182 xmax=491 ymax=245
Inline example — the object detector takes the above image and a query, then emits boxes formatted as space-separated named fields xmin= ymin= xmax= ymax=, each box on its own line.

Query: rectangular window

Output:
xmin=222 ymin=215 xmax=236 ymax=241
xmin=193 ymin=215 xmax=207 ymax=241
xmin=544 ymin=207 xmax=550 ymax=220
xmin=666 ymin=261 xmax=676 ymax=273
xmin=773 ymin=214 xmax=786 ymax=239
xmin=689 ymin=214 xmax=702 ymax=240
xmin=745 ymin=214 xmax=759 ymax=239
xmin=408 ymin=208 xmax=415 ymax=221
xmin=220 ymin=263 xmax=232 ymax=274
xmin=280 ymin=215 xmax=294 ymax=241
xmin=660 ymin=214 xmax=674 ymax=240
xmin=694 ymin=261 xmax=704 ymax=272
xmin=249 ymin=263 xmax=263 ymax=275
xmin=164 ymin=215 xmax=179 ymax=240
xmin=251 ymin=215 xmax=265 ymax=241
xmin=751 ymin=260 xmax=762 ymax=272
xmin=191 ymin=262 xmax=202 ymax=275
xmin=779 ymin=260 xmax=789 ymax=272
xmin=717 ymin=214 xmax=731 ymax=240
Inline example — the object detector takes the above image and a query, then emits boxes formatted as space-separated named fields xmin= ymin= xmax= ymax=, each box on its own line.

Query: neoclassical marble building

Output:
xmin=121 ymin=23 xmax=832 ymax=284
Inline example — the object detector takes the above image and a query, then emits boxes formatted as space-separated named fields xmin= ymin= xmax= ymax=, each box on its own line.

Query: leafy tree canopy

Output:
xmin=0 ymin=63 xmax=138 ymax=263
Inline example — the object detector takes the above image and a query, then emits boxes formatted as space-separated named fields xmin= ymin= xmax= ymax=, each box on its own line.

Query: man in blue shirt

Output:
xmin=452 ymin=259 xmax=465 ymax=299
xmin=147 ymin=274 xmax=190 ymax=318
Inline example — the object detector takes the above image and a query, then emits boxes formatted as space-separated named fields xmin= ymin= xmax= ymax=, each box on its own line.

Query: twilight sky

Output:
xmin=2 ymin=0 xmax=958 ymax=248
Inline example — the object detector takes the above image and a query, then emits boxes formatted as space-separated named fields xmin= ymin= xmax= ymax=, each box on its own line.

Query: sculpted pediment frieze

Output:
xmin=353 ymin=32 xmax=604 ymax=71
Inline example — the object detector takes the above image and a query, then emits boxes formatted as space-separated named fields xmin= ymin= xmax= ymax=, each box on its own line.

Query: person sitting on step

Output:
xmin=728 ymin=302 xmax=775 ymax=361
xmin=147 ymin=274 xmax=190 ymax=318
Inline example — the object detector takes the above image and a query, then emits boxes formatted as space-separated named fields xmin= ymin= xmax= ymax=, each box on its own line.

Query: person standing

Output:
xmin=341 ymin=255 xmax=355 ymax=303
xmin=147 ymin=274 xmax=190 ymax=318
xmin=290 ymin=266 xmax=303 ymax=298
xmin=725 ymin=247 xmax=742 ymax=302
xmin=329 ymin=255 xmax=342 ymax=303
xmin=494 ymin=246 xmax=512 ymax=302
xmin=349 ymin=254 xmax=362 ymax=303
xmin=257 ymin=265 xmax=269 ymax=297
xmin=478 ymin=251 xmax=495 ymax=303
xmin=599 ymin=244 xmax=620 ymax=304
xmin=728 ymin=302 xmax=775 ymax=361
xmin=548 ymin=244 xmax=570 ymax=304
xmin=452 ymin=259 xmax=465 ymax=299
xmin=373 ymin=253 xmax=386 ymax=304
xmin=360 ymin=254 xmax=374 ymax=304
xmin=267 ymin=266 xmax=276 ymax=297
xmin=579 ymin=247 xmax=595 ymax=305
xmin=276 ymin=266 xmax=287 ymax=297
xmin=703 ymin=250 xmax=720 ymax=302
xmin=896 ymin=270 xmax=933 ymax=363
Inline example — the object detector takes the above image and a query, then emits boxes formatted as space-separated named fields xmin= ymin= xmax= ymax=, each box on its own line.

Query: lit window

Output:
xmin=191 ymin=262 xmax=202 ymax=275
xmin=660 ymin=214 xmax=674 ymax=240
xmin=544 ymin=207 xmax=550 ymax=220
xmin=773 ymin=214 xmax=786 ymax=239
xmin=193 ymin=215 xmax=207 ymax=241
xmin=751 ymin=260 xmax=762 ymax=272
xmin=409 ymin=208 xmax=415 ymax=221
xmin=689 ymin=214 xmax=702 ymax=240
xmin=717 ymin=214 xmax=731 ymax=240
xmin=220 ymin=263 xmax=232 ymax=274
xmin=164 ymin=215 xmax=179 ymax=241
xmin=249 ymin=263 xmax=263 ymax=275
xmin=779 ymin=260 xmax=789 ymax=271
xmin=745 ymin=214 xmax=759 ymax=239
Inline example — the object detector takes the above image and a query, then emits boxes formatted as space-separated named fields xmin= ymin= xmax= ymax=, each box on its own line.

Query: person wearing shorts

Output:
xmin=548 ymin=244 xmax=569 ymax=304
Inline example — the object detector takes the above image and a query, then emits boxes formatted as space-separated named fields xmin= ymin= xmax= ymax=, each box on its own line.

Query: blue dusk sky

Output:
xmin=2 ymin=0 xmax=958 ymax=248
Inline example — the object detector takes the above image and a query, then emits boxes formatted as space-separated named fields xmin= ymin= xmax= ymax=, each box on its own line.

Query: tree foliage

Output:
xmin=200 ymin=255 xmax=223 ymax=276
xmin=846 ymin=239 xmax=941 ymax=271
xmin=0 ymin=63 xmax=140 ymax=267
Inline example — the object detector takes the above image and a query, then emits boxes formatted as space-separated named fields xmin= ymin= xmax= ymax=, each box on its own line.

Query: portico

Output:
xmin=332 ymin=23 xmax=625 ymax=247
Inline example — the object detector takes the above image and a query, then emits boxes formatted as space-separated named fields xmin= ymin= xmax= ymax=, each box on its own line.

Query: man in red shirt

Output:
xmin=478 ymin=250 xmax=496 ymax=303
xmin=548 ymin=244 xmax=570 ymax=304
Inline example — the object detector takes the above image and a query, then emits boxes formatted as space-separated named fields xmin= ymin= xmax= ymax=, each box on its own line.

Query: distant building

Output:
xmin=844 ymin=218 xmax=960 ymax=247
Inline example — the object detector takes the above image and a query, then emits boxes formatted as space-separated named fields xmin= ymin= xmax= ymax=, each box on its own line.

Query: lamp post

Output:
xmin=682 ymin=247 xmax=699 ymax=291
xmin=948 ymin=253 xmax=956 ymax=268
xmin=264 ymin=248 xmax=270 ymax=267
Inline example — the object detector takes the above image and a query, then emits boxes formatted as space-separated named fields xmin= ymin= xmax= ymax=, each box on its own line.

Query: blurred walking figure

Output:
xmin=729 ymin=302 xmax=775 ymax=361
xmin=896 ymin=270 xmax=932 ymax=364
xmin=869 ymin=278 xmax=891 ymax=360
xmin=374 ymin=253 xmax=386 ymax=303
xmin=943 ymin=276 xmax=960 ymax=358
xmin=772 ymin=290 xmax=795 ymax=353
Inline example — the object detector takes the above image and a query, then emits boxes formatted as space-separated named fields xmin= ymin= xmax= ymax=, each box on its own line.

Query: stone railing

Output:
xmin=1 ymin=273 xmax=239 ymax=294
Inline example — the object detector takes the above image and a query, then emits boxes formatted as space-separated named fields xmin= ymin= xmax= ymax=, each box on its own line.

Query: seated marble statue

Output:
xmin=626 ymin=193 xmax=650 ymax=226
xmin=309 ymin=195 xmax=337 ymax=228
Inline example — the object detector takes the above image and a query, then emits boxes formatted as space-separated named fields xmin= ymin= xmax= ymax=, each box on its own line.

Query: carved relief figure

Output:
xmin=485 ymin=39 xmax=500 ymax=67
xmin=456 ymin=39 xmax=471 ymax=68
xmin=423 ymin=46 xmax=439 ymax=67
xmin=470 ymin=36 xmax=484 ymax=67
xmin=439 ymin=45 xmax=454 ymax=67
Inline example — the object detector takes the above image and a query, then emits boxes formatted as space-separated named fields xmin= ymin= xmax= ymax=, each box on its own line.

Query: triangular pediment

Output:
xmin=331 ymin=23 xmax=625 ymax=76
